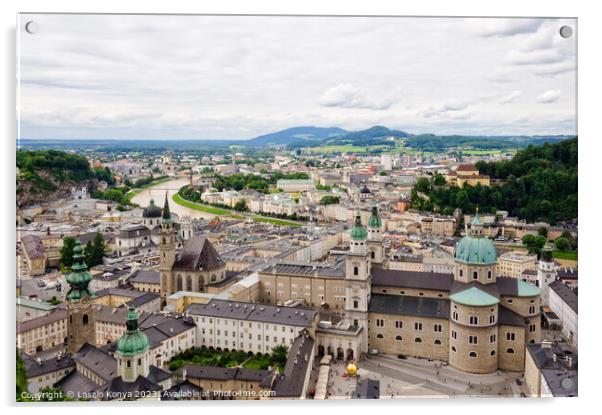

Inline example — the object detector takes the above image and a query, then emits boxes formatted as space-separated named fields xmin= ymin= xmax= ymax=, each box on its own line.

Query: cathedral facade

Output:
xmin=158 ymin=195 xmax=227 ymax=298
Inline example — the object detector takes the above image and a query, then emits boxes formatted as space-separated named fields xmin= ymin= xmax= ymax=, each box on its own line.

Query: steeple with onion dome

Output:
xmin=66 ymin=240 xmax=95 ymax=302
xmin=350 ymin=209 xmax=368 ymax=241
xmin=116 ymin=307 xmax=150 ymax=382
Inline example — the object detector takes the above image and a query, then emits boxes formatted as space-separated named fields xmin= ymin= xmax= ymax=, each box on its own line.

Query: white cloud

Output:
xmin=538 ymin=90 xmax=562 ymax=103
xmin=467 ymin=18 xmax=543 ymax=37
xmin=498 ymin=91 xmax=523 ymax=105
xmin=17 ymin=15 xmax=576 ymax=139
xmin=319 ymin=83 xmax=395 ymax=110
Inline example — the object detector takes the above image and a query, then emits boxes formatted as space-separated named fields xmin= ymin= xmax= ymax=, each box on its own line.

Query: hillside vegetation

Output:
xmin=411 ymin=138 xmax=577 ymax=224
xmin=16 ymin=150 xmax=104 ymax=207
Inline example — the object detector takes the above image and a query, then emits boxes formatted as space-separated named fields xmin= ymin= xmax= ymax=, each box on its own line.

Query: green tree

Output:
xmin=379 ymin=171 xmax=388 ymax=176
xmin=271 ymin=345 xmax=289 ymax=368
xmin=60 ymin=236 xmax=77 ymax=270
xmin=414 ymin=177 xmax=431 ymax=193
xmin=233 ymin=199 xmax=249 ymax=212
xmin=554 ymin=237 xmax=570 ymax=251
xmin=87 ymin=232 xmax=106 ymax=267
xmin=433 ymin=174 xmax=446 ymax=186
xmin=319 ymin=195 xmax=340 ymax=206
xmin=16 ymin=350 xmax=28 ymax=401
xmin=537 ymin=227 xmax=548 ymax=238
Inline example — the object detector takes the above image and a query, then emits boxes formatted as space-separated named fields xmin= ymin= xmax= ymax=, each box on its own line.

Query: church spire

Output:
xmin=162 ymin=191 xmax=171 ymax=221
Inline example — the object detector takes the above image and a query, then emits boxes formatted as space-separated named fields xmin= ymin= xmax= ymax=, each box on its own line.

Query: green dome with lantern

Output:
xmin=350 ymin=209 xmax=368 ymax=240
xmin=116 ymin=308 xmax=149 ymax=357
xmin=368 ymin=204 xmax=382 ymax=228
xmin=453 ymin=211 xmax=498 ymax=265
xmin=65 ymin=240 xmax=95 ymax=302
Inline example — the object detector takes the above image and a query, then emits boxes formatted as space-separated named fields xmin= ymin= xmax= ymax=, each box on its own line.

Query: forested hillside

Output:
xmin=411 ymin=138 xmax=577 ymax=224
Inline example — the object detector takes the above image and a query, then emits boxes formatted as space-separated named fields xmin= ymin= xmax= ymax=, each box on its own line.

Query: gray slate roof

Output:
xmin=186 ymin=299 xmax=317 ymax=327
xmin=369 ymin=294 xmax=450 ymax=319
xmin=371 ymin=268 xmax=454 ymax=291
xmin=173 ymin=236 xmax=224 ymax=272
xmin=549 ymin=280 xmax=578 ymax=314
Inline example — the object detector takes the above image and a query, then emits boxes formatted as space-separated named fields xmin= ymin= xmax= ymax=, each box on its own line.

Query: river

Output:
xmin=130 ymin=178 xmax=216 ymax=220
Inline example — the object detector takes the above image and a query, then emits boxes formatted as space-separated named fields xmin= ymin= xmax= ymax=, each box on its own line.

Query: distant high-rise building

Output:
xmin=380 ymin=154 xmax=393 ymax=171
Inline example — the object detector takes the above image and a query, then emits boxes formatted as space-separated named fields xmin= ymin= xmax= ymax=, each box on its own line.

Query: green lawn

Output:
xmin=173 ymin=193 xmax=304 ymax=227
xmin=461 ymin=149 xmax=503 ymax=155
xmin=169 ymin=346 xmax=285 ymax=373
xmin=252 ymin=216 xmax=303 ymax=227
xmin=172 ymin=193 xmax=230 ymax=215
xmin=553 ymin=250 xmax=578 ymax=261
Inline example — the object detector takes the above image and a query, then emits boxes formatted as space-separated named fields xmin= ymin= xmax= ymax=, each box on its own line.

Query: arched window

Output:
xmin=186 ymin=275 xmax=193 ymax=291
xmin=395 ymin=335 xmax=402 ymax=341
xmin=82 ymin=314 xmax=89 ymax=325
xmin=529 ymin=339 xmax=535 ymax=344
xmin=472 ymin=271 xmax=478 ymax=280
xmin=176 ymin=275 xmax=183 ymax=291
xmin=371 ymin=251 xmax=375 ymax=259
xmin=488 ymin=270 xmax=492 ymax=279
xmin=376 ymin=334 xmax=384 ymax=339
xmin=434 ymin=339 xmax=441 ymax=345
xmin=506 ymin=348 xmax=515 ymax=354
xmin=138 ymin=358 xmax=142 ymax=366
xmin=353 ymin=267 xmax=359 ymax=276
xmin=127 ymin=360 xmax=131 ymax=368
xmin=459 ymin=269 xmax=463 ymax=277
xmin=451 ymin=346 xmax=457 ymax=352
xmin=469 ymin=351 xmax=477 ymax=358
xmin=491 ymin=350 xmax=496 ymax=356
xmin=415 ymin=337 xmax=422 ymax=343
xmin=211 ymin=274 xmax=217 ymax=282
xmin=162 ymin=237 xmax=166 ymax=244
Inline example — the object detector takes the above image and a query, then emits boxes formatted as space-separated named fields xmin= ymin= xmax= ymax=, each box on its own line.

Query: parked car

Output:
xmin=36 ymin=280 xmax=46 ymax=288
xmin=368 ymin=349 xmax=379 ymax=355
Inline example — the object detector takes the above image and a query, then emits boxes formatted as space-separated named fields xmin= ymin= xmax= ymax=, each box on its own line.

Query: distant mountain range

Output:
xmin=245 ymin=126 xmax=348 ymax=146
xmin=19 ymin=125 xmax=575 ymax=152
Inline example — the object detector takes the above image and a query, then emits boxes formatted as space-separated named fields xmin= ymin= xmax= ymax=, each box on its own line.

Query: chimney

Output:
xmin=552 ymin=354 xmax=557 ymax=363
xmin=36 ymin=358 xmax=42 ymax=366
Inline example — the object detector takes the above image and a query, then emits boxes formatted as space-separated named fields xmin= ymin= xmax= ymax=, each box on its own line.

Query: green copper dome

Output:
xmin=65 ymin=240 xmax=95 ymax=302
xmin=116 ymin=308 xmax=149 ymax=357
xmin=453 ymin=212 xmax=497 ymax=265
xmin=368 ymin=205 xmax=382 ymax=228
xmin=350 ymin=210 xmax=368 ymax=241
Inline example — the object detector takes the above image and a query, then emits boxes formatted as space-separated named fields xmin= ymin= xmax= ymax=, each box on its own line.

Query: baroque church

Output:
xmin=255 ymin=206 xmax=542 ymax=374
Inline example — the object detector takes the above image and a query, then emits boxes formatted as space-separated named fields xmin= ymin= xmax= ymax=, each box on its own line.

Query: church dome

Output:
xmin=453 ymin=212 xmax=497 ymax=265
xmin=350 ymin=210 xmax=368 ymax=241
xmin=143 ymin=199 xmax=162 ymax=218
xmin=367 ymin=205 xmax=381 ymax=228
xmin=116 ymin=308 xmax=149 ymax=356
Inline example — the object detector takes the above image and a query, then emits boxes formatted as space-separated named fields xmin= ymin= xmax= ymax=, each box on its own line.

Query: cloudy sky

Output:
xmin=18 ymin=14 xmax=576 ymax=140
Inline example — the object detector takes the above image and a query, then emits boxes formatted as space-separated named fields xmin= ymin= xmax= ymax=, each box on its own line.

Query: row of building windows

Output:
xmin=450 ymin=347 xmax=515 ymax=356
xmin=374 ymin=334 xmax=442 ymax=345
xmin=458 ymin=269 xmax=493 ymax=280
xmin=374 ymin=320 xmax=442 ymax=332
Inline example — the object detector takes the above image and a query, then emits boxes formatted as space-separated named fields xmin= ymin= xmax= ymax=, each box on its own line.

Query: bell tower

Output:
xmin=537 ymin=244 xmax=557 ymax=306
xmin=116 ymin=308 xmax=150 ymax=382
xmin=66 ymin=241 xmax=96 ymax=353
xmin=160 ymin=193 xmax=176 ymax=298
xmin=344 ymin=209 xmax=371 ymax=353
xmin=367 ymin=204 xmax=384 ymax=265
